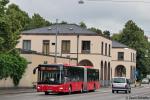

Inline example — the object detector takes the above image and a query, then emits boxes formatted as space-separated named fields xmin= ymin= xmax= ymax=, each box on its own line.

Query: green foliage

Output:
xmin=0 ymin=54 xmax=13 ymax=79
xmin=79 ymin=21 xmax=87 ymax=28
xmin=0 ymin=0 xmax=28 ymax=86
xmin=111 ymin=33 xmax=122 ymax=41
xmin=112 ymin=20 xmax=150 ymax=79
xmin=6 ymin=4 xmax=31 ymax=31
xmin=29 ymin=13 xmax=51 ymax=29
xmin=103 ymin=30 xmax=110 ymax=38
xmin=0 ymin=37 xmax=4 ymax=49
xmin=88 ymin=27 xmax=102 ymax=35
xmin=0 ymin=54 xmax=27 ymax=86
xmin=0 ymin=0 xmax=9 ymax=17
xmin=10 ymin=55 xmax=28 ymax=86
xmin=60 ymin=21 xmax=68 ymax=24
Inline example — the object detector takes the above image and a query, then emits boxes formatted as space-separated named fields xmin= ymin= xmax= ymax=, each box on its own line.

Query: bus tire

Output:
xmin=80 ymin=85 xmax=83 ymax=93
xmin=93 ymin=84 xmax=96 ymax=91
xmin=45 ymin=91 xmax=49 ymax=95
xmin=68 ymin=86 xmax=72 ymax=94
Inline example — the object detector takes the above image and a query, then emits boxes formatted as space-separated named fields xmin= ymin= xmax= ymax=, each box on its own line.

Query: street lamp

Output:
xmin=78 ymin=0 xmax=84 ymax=4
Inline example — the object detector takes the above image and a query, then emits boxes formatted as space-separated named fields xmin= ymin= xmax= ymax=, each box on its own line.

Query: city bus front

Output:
xmin=33 ymin=64 xmax=65 ymax=94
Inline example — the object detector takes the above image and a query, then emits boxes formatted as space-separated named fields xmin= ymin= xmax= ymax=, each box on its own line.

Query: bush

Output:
xmin=0 ymin=54 xmax=27 ymax=86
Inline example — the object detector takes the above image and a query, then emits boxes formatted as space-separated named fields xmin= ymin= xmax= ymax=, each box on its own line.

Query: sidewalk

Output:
xmin=0 ymin=88 xmax=36 ymax=95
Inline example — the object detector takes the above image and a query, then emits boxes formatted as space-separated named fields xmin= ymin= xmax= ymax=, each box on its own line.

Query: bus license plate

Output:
xmin=47 ymin=90 xmax=52 ymax=92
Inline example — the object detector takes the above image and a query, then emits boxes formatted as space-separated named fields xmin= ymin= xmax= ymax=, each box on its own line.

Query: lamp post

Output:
xmin=54 ymin=19 xmax=58 ymax=64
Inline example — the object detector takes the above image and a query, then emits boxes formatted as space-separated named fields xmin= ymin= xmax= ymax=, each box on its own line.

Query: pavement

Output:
xmin=0 ymin=83 xmax=142 ymax=95
xmin=0 ymin=88 xmax=36 ymax=95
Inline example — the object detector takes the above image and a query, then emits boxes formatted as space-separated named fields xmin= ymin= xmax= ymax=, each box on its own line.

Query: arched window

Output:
xmin=109 ymin=44 xmax=111 ymax=56
xmin=115 ymin=65 xmax=126 ymax=77
xmin=105 ymin=43 xmax=107 ymax=56
xmin=101 ymin=42 xmax=103 ymax=55
xmin=78 ymin=59 xmax=93 ymax=66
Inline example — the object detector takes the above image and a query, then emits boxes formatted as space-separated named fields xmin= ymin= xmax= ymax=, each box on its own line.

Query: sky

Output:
xmin=9 ymin=0 xmax=150 ymax=36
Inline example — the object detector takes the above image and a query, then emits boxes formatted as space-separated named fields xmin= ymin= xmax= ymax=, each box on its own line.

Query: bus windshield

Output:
xmin=38 ymin=70 xmax=63 ymax=84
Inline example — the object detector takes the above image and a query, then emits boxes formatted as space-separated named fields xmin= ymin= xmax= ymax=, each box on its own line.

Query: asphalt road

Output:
xmin=1 ymin=84 xmax=150 ymax=100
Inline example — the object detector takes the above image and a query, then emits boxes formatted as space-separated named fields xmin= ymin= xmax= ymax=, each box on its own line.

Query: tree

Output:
xmin=0 ymin=0 xmax=28 ymax=86
xmin=103 ymin=30 xmax=110 ymax=38
xmin=60 ymin=21 xmax=68 ymax=24
xmin=112 ymin=20 xmax=149 ymax=79
xmin=0 ymin=0 xmax=9 ymax=17
xmin=29 ymin=13 xmax=51 ymax=29
xmin=111 ymin=33 xmax=122 ymax=41
xmin=6 ymin=4 xmax=31 ymax=32
xmin=79 ymin=21 xmax=87 ymax=28
xmin=88 ymin=27 xmax=102 ymax=35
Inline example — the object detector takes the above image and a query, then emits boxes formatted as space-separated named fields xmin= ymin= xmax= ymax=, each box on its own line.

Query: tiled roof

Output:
xmin=22 ymin=24 xmax=97 ymax=35
xmin=112 ymin=40 xmax=128 ymax=48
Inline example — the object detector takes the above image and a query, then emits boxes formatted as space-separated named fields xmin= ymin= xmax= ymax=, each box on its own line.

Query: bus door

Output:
xmin=83 ymin=68 xmax=87 ymax=91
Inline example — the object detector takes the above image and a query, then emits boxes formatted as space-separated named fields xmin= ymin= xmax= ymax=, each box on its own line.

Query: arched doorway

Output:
xmin=104 ymin=61 xmax=107 ymax=80
xmin=108 ymin=62 xmax=110 ymax=80
xmin=78 ymin=59 xmax=93 ymax=66
xmin=115 ymin=65 xmax=126 ymax=77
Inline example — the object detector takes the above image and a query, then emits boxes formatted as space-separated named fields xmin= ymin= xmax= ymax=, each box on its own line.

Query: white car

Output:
xmin=142 ymin=78 xmax=149 ymax=84
xmin=112 ymin=77 xmax=131 ymax=94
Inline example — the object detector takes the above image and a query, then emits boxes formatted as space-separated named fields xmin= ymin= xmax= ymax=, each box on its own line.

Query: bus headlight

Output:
xmin=59 ymin=87 xmax=63 ymax=90
xmin=37 ymin=86 xmax=40 ymax=89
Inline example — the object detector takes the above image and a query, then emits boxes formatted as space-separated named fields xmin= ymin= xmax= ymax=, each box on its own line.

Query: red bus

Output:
xmin=33 ymin=64 xmax=100 ymax=95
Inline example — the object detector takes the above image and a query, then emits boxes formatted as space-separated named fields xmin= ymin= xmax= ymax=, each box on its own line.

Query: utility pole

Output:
xmin=77 ymin=34 xmax=79 ymax=65
xmin=54 ymin=19 xmax=58 ymax=64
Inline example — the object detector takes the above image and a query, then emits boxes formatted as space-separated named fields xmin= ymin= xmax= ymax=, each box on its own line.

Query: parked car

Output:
xmin=112 ymin=77 xmax=131 ymax=94
xmin=142 ymin=78 xmax=149 ymax=84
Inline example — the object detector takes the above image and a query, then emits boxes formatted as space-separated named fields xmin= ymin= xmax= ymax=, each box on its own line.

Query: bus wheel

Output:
xmin=80 ymin=85 xmax=83 ymax=93
xmin=68 ymin=86 xmax=72 ymax=94
xmin=93 ymin=84 xmax=96 ymax=91
xmin=45 ymin=91 xmax=49 ymax=95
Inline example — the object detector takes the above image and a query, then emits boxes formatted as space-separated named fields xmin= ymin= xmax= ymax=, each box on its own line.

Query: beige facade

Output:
xmin=111 ymin=46 xmax=136 ymax=82
xmin=16 ymin=35 xmax=112 ymax=85
xmin=15 ymin=24 xmax=112 ymax=86
xmin=17 ymin=35 xmax=111 ymax=67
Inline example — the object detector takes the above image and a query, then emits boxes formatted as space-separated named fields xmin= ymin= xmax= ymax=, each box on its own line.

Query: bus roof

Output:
xmin=38 ymin=64 xmax=96 ymax=69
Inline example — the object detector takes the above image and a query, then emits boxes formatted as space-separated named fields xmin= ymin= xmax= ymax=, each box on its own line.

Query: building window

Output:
xmin=82 ymin=41 xmax=90 ymax=53
xmin=118 ymin=52 xmax=124 ymax=60
xmin=101 ymin=42 xmax=103 ymax=55
xmin=43 ymin=40 xmax=50 ymax=55
xmin=109 ymin=44 xmax=111 ymax=56
xmin=105 ymin=43 xmax=107 ymax=56
xmin=23 ymin=40 xmax=31 ymax=50
xmin=61 ymin=40 xmax=70 ymax=53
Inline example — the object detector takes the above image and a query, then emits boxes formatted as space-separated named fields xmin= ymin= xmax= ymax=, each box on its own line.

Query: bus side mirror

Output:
xmin=33 ymin=66 xmax=39 ymax=74
xmin=33 ymin=69 xmax=36 ymax=74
